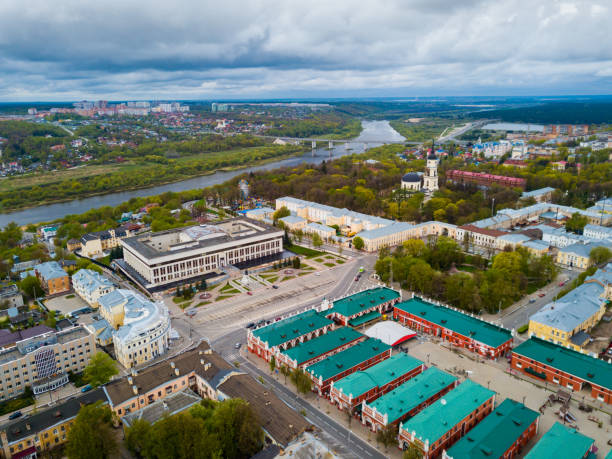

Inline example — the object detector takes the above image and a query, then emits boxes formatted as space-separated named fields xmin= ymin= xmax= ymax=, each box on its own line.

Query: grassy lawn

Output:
xmin=66 ymin=294 xmax=75 ymax=299
xmin=172 ymin=297 xmax=192 ymax=305
xmin=268 ymin=276 xmax=278 ymax=283
xmin=195 ymin=301 xmax=211 ymax=308
xmin=336 ymin=259 xmax=345 ymax=264
xmin=298 ymin=272 xmax=310 ymax=276
xmin=324 ymin=255 xmax=334 ymax=260
xmin=285 ymin=244 xmax=324 ymax=258
xmin=220 ymin=283 xmax=234 ymax=292
xmin=314 ymin=258 xmax=324 ymax=263
xmin=281 ymin=276 xmax=295 ymax=282
xmin=323 ymin=262 xmax=335 ymax=267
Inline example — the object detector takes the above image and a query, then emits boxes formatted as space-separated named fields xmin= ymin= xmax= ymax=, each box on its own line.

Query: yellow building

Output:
xmin=0 ymin=389 xmax=107 ymax=458
xmin=528 ymin=265 xmax=612 ymax=350
xmin=555 ymin=242 xmax=602 ymax=270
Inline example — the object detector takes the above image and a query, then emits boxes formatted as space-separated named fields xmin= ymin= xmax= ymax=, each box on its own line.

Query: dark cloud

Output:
xmin=0 ymin=0 xmax=610 ymax=99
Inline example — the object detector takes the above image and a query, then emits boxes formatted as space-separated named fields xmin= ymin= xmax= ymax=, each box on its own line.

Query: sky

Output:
xmin=0 ymin=0 xmax=611 ymax=101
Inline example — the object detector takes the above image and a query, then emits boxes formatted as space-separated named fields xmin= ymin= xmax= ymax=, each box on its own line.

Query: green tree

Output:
xmin=83 ymin=352 xmax=118 ymax=387
xmin=376 ymin=424 xmax=398 ymax=452
xmin=125 ymin=418 xmax=152 ymax=457
xmin=19 ymin=275 xmax=44 ymax=300
xmin=66 ymin=401 xmax=117 ymax=459
xmin=312 ymin=232 xmax=323 ymax=248
xmin=269 ymin=355 xmax=276 ymax=373
xmin=211 ymin=399 xmax=264 ymax=458
xmin=273 ymin=206 xmax=290 ymax=223
xmin=290 ymin=368 xmax=312 ymax=394
xmin=280 ymin=365 xmax=291 ymax=384
xmin=565 ymin=212 xmax=588 ymax=234
xmin=590 ymin=246 xmax=612 ymax=265
xmin=403 ymin=444 xmax=423 ymax=459
xmin=292 ymin=257 xmax=301 ymax=269
xmin=352 ymin=236 xmax=364 ymax=251
xmin=44 ymin=310 xmax=57 ymax=328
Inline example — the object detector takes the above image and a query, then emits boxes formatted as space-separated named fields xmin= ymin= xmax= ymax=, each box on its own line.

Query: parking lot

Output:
xmin=407 ymin=340 xmax=612 ymax=455
xmin=44 ymin=293 xmax=90 ymax=316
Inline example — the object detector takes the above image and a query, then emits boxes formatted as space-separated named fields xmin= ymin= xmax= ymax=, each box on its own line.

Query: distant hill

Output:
xmin=475 ymin=101 xmax=612 ymax=124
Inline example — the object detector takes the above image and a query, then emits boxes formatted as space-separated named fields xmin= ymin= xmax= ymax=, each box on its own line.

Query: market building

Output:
xmin=524 ymin=422 xmax=595 ymax=459
xmin=398 ymin=380 xmax=496 ymax=459
xmin=323 ymin=287 xmax=400 ymax=326
xmin=511 ymin=337 xmax=612 ymax=404
xmin=393 ymin=296 xmax=513 ymax=358
xmin=305 ymin=338 xmax=392 ymax=396
xmin=361 ymin=367 xmax=458 ymax=432
xmin=443 ymin=398 xmax=540 ymax=459
xmin=275 ymin=327 xmax=364 ymax=370
xmin=247 ymin=309 xmax=333 ymax=362
xmin=117 ymin=218 xmax=284 ymax=292
xmin=329 ymin=353 xmax=423 ymax=412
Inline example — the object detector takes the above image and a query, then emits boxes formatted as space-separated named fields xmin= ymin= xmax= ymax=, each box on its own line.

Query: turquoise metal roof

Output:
xmin=252 ymin=309 xmax=333 ymax=348
xmin=524 ymin=422 xmax=594 ymax=459
xmin=281 ymin=327 xmax=363 ymax=365
xmin=401 ymin=380 xmax=495 ymax=444
xmin=395 ymin=297 xmax=512 ymax=348
xmin=349 ymin=311 xmax=381 ymax=326
xmin=328 ymin=287 xmax=399 ymax=319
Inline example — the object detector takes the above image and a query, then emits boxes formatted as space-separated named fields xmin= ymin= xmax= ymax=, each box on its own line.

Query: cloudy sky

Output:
xmin=0 ymin=0 xmax=610 ymax=100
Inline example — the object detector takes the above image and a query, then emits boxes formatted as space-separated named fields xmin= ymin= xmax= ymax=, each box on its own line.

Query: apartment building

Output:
xmin=34 ymin=262 xmax=70 ymax=296
xmin=71 ymin=269 xmax=115 ymax=308
xmin=0 ymin=325 xmax=95 ymax=399
xmin=118 ymin=218 xmax=283 ymax=292
xmin=96 ymin=289 xmax=170 ymax=369
xmin=0 ymin=389 xmax=106 ymax=459
xmin=0 ymin=286 xmax=23 ymax=309
xmin=80 ymin=226 xmax=135 ymax=258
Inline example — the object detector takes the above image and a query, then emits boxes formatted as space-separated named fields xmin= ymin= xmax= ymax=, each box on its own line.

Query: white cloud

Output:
xmin=0 ymin=0 xmax=609 ymax=99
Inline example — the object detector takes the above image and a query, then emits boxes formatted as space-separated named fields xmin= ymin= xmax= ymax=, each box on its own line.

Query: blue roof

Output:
xmin=35 ymin=261 xmax=67 ymax=280
xmin=522 ymin=187 xmax=555 ymax=198
xmin=357 ymin=222 xmax=414 ymax=241
xmin=72 ymin=269 xmax=114 ymax=295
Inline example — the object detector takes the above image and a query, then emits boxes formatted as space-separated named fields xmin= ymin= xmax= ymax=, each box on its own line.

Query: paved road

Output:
xmin=500 ymin=268 xmax=580 ymax=332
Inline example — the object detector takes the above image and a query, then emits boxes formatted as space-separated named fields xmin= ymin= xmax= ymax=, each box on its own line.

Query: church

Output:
xmin=401 ymin=149 xmax=439 ymax=193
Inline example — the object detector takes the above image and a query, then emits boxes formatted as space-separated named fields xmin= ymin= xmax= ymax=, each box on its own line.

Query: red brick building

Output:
xmin=393 ymin=297 xmax=513 ymax=359
xmin=446 ymin=170 xmax=527 ymax=189
xmin=511 ymin=338 xmax=612 ymax=405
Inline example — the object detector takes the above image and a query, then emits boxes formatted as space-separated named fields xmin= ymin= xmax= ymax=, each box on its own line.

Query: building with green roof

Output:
xmin=512 ymin=337 xmax=612 ymax=404
xmin=393 ymin=296 xmax=513 ymax=358
xmin=277 ymin=327 xmax=365 ymax=369
xmin=398 ymin=379 xmax=496 ymax=459
xmin=247 ymin=309 xmax=333 ymax=361
xmin=362 ymin=367 xmax=458 ymax=432
xmin=524 ymin=422 xmax=594 ymax=459
xmin=444 ymin=399 xmax=540 ymax=459
xmin=329 ymin=353 xmax=423 ymax=410
xmin=305 ymin=338 xmax=392 ymax=395
xmin=325 ymin=287 xmax=400 ymax=326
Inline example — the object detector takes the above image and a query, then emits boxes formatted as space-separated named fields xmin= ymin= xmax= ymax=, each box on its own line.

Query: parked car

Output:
xmin=234 ymin=343 xmax=241 ymax=350
xmin=272 ymin=285 xmax=279 ymax=289
xmin=81 ymin=384 xmax=92 ymax=393
xmin=246 ymin=322 xmax=255 ymax=329
xmin=8 ymin=411 xmax=22 ymax=420
xmin=529 ymin=298 xmax=536 ymax=303
xmin=247 ymin=291 xmax=253 ymax=296
xmin=558 ymin=280 xmax=567 ymax=287
xmin=538 ymin=293 xmax=546 ymax=298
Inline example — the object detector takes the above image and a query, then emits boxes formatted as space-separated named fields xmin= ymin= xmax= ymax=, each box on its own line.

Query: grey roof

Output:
xmin=530 ymin=267 xmax=611 ymax=332
xmin=498 ymin=233 xmax=531 ymax=244
xmin=0 ymin=388 xmax=107 ymax=444
xmin=34 ymin=261 xmax=67 ymax=280
xmin=559 ymin=241 xmax=611 ymax=258
xmin=402 ymin=172 xmax=421 ymax=182
xmin=279 ymin=215 xmax=306 ymax=225
xmin=522 ymin=187 xmax=555 ymax=198
xmin=358 ymin=222 xmax=414 ymax=241
xmin=122 ymin=388 xmax=201 ymax=428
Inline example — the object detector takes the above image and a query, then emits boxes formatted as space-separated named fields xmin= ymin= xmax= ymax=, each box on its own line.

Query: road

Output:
xmin=437 ymin=119 xmax=489 ymax=143
xmin=500 ymin=268 xmax=580 ymax=332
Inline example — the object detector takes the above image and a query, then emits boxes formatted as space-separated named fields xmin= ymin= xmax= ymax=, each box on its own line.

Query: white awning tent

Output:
xmin=364 ymin=321 xmax=416 ymax=347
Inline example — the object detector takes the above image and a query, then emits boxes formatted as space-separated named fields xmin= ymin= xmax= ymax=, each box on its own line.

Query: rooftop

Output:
xmin=305 ymin=338 xmax=391 ymax=382
xmin=0 ymin=388 xmax=107 ymax=444
xmin=278 ymin=215 xmax=306 ymax=225
xmin=445 ymin=398 xmax=540 ymax=459
xmin=281 ymin=327 xmax=364 ymax=366
xmin=122 ymin=388 xmax=201 ymax=428
xmin=524 ymin=422 xmax=594 ymax=459
xmin=327 ymin=287 xmax=399 ymax=319
xmin=218 ymin=373 xmax=310 ymax=448
xmin=34 ymin=261 xmax=67 ymax=280
xmin=251 ymin=309 xmax=333 ymax=348
xmin=401 ymin=380 xmax=495 ymax=444
xmin=367 ymin=367 xmax=458 ymax=424
xmin=122 ymin=218 xmax=282 ymax=261
xmin=395 ymin=297 xmax=512 ymax=349
xmin=72 ymin=269 xmax=114 ymax=294
xmin=513 ymin=337 xmax=612 ymax=391
xmin=357 ymin=222 xmax=414 ymax=241
xmin=332 ymin=353 xmax=422 ymax=399
xmin=522 ymin=187 xmax=556 ymax=198
xmin=364 ymin=321 xmax=417 ymax=346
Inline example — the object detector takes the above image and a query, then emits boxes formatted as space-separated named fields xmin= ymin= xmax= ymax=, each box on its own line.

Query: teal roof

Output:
xmin=328 ymin=287 xmax=399 ymax=319
xmin=524 ymin=422 xmax=594 ymax=459
xmin=401 ymin=380 xmax=495 ymax=444
xmin=513 ymin=337 xmax=612 ymax=391
xmin=252 ymin=309 xmax=333 ymax=348
xmin=306 ymin=338 xmax=391 ymax=382
xmin=446 ymin=399 xmax=540 ymax=459
xmin=281 ymin=327 xmax=364 ymax=365
xmin=333 ymin=353 xmax=423 ymax=399
xmin=605 ymin=449 xmax=612 ymax=459
xmin=395 ymin=297 xmax=512 ymax=348
xmin=349 ymin=310 xmax=381 ymax=326
xmin=367 ymin=367 xmax=458 ymax=424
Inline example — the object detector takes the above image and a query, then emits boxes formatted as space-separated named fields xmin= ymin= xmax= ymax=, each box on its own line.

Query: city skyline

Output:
xmin=0 ymin=0 xmax=610 ymax=101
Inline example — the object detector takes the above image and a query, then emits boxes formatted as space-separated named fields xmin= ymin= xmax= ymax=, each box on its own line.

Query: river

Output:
xmin=0 ymin=120 xmax=405 ymax=226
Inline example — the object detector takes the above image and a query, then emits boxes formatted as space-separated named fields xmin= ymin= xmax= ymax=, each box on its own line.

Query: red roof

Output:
xmin=459 ymin=224 xmax=508 ymax=237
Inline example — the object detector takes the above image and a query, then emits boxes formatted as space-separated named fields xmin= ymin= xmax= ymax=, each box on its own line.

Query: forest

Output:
xmin=477 ymin=101 xmax=612 ymax=124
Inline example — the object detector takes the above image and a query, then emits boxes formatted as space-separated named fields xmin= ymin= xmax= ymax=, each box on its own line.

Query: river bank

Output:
xmin=0 ymin=120 xmax=406 ymax=226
